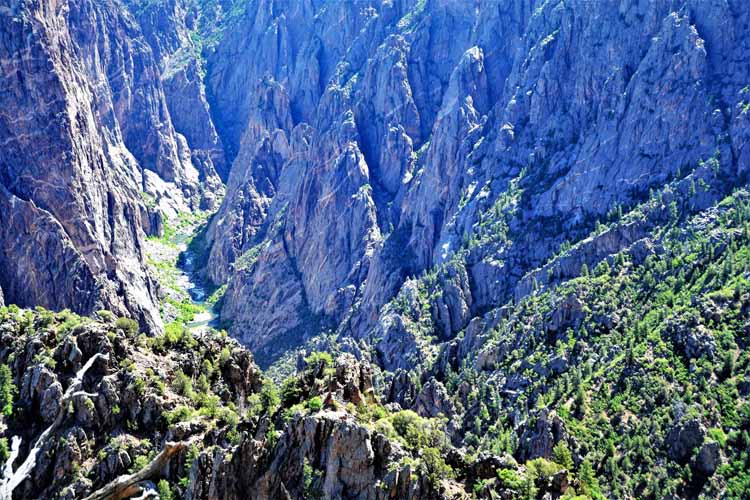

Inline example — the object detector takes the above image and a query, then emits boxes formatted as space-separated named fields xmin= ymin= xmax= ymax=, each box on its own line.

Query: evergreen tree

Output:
xmin=0 ymin=364 xmax=14 ymax=417
xmin=553 ymin=441 xmax=573 ymax=470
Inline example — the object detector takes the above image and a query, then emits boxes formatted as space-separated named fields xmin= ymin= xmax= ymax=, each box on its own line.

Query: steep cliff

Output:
xmin=205 ymin=0 xmax=750 ymax=365
xmin=0 ymin=0 xmax=223 ymax=330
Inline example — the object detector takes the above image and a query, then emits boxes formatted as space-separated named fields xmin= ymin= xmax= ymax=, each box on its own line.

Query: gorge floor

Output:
xmin=145 ymin=212 xmax=221 ymax=335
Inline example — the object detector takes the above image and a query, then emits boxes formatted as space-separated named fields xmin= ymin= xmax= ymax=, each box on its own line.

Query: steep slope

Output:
xmin=3 ymin=180 xmax=750 ymax=498
xmin=0 ymin=0 xmax=222 ymax=330
xmin=0 ymin=0 xmax=161 ymax=331
xmin=415 ymin=187 xmax=750 ymax=499
xmin=203 ymin=0 xmax=750 ymax=366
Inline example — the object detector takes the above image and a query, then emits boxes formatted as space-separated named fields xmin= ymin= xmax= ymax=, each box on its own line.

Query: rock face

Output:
xmin=201 ymin=0 xmax=750 ymax=365
xmin=0 ymin=308 xmax=263 ymax=500
xmin=413 ymin=379 xmax=456 ymax=420
xmin=126 ymin=0 xmax=227 ymax=189
xmin=6 ymin=0 xmax=749 ymax=374
xmin=693 ymin=440 xmax=722 ymax=476
xmin=667 ymin=418 xmax=706 ymax=464
xmin=517 ymin=409 xmax=570 ymax=463
xmin=1 ymin=308 xmax=472 ymax=500
xmin=184 ymin=353 xmax=456 ymax=500
xmin=0 ymin=0 xmax=224 ymax=330
xmin=0 ymin=0 xmax=160 ymax=330
xmin=187 ymin=411 xmax=440 ymax=500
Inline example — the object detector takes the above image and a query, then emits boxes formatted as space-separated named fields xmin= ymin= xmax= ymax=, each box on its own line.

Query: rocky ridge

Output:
xmin=0 ymin=307 xmax=553 ymax=500
xmin=201 ymin=0 xmax=750 ymax=368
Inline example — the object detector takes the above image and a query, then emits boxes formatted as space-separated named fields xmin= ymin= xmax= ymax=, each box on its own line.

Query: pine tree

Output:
xmin=553 ymin=441 xmax=573 ymax=469
xmin=0 ymin=365 xmax=14 ymax=417
xmin=579 ymin=458 xmax=601 ymax=497
xmin=575 ymin=385 xmax=588 ymax=417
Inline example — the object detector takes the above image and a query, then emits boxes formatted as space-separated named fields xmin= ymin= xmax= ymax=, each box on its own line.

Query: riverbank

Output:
xmin=145 ymin=212 xmax=221 ymax=334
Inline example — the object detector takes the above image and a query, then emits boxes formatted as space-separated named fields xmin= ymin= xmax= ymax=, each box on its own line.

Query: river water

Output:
xmin=174 ymin=235 xmax=218 ymax=332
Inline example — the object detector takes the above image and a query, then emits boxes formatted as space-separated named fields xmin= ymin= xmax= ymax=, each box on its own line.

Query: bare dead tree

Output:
xmin=82 ymin=441 xmax=190 ymax=500
xmin=0 ymin=353 xmax=109 ymax=500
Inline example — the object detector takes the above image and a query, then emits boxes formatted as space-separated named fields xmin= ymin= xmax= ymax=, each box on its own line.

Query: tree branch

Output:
xmin=82 ymin=441 xmax=189 ymax=500
xmin=0 ymin=353 xmax=109 ymax=500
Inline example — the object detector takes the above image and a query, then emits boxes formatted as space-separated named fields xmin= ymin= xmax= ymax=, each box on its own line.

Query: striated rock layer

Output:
xmin=203 ymin=0 xmax=750 ymax=365
xmin=0 ymin=0 xmax=224 ymax=330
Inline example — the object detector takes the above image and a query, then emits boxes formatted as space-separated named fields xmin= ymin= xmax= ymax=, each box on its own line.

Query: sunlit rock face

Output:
xmin=203 ymin=0 xmax=750 ymax=363
xmin=0 ymin=0 xmax=224 ymax=330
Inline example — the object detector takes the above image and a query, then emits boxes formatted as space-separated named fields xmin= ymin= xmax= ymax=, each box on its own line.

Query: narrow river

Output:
xmin=174 ymin=230 xmax=218 ymax=333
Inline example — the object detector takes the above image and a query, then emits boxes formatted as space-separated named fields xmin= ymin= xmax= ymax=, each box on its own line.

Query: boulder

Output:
xmin=693 ymin=440 xmax=721 ymax=476
xmin=517 ymin=409 xmax=570 ymax=462
xmin=413 ymin=378 xmax=456 ymax=419
xmin=667 ymin=418 xmax=706 ymax=463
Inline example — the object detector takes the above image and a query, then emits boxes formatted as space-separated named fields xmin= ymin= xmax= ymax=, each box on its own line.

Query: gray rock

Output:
xmin=664 ymin=313 xmax=717 ymax=360
xmin=468 ymin=452 xmax=517 ymax=482
xmin=21 ymin=365 xmax=62 ymax=424
xmin=187 ymin=410 xmax=443 ymax=499
xmin=549 ymin=469 xmax=570 ymax=495
xmin=0 ymin=0 xmax=226 ymax=333
xmin=202 ymin=0 xmax=750 ymax=367
xmin=667 ymin=418 xmax=706 ymax=463
xmin=413 ymin=378 xmax=457 ymax=420
xmin=693 ymin=440 xmax=722 ymax=476
xmin=387 ymin=370 xmax=418 ymax=409
xmin=517 ymin=409 xmax=569 ymax=463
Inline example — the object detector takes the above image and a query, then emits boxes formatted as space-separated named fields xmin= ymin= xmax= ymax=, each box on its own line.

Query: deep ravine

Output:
xmin=2 ymin=1 xmax=750 ymax=498
xmin=176 ymin=234 xmax=218 ymax=332
xmin=145 ymin=212 xmax=221 ymax=336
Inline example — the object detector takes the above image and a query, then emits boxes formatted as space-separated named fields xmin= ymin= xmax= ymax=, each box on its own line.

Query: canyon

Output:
xmin=1 ymin=0 xmax=750 ymax=499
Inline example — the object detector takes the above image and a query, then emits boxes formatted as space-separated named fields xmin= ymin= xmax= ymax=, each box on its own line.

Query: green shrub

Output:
xmin=172 ymin=370 xmax=195 ymax=399
xmin=497 ymin=468 xmax=524 ymax=490
xmin=303 ymin=459 xmax=323 ymax=499
xmin=420 ymin=446 xmax=453 ymax=486
xmin=390 ymin=410 xmax=447 ymax=450
xmin=553 ymin=441 xmax=573 ymax=470
xmin=197 ymin=394 xmax=221 ymax=418
xmin=265 ymin=423 xmax=278 ymax=449
xmin=304 ymin=351 xmax=333 ymax=369
xmin=594 ymin=260 xmax=611 ymax=277
xmin=130 ymin=454 xmax=150 ymax=473
xmin=132 ymin=377 xmax=146 ymax=395
xmin=115 ymin=317 xmax=139 ymax=337
xmin=218 ymin=347 xmax=232 ymax=366
xmin=157 ymin=479 xmax=173 ymax=500
xmin=165 ymin=405 xmax=194 ymax=425
xmin=525 ymin=457 xmax=564 ymax=485
xmin=307 ymin=396 xmax=323 ymax=412
xmin=96 ymin=310 xmax=115 ymax=322
xmin=708 ymin=427 xmax=727 ymax=448
xmin=281 ymin=378 xmax=303 ymax=406
xmin=260 ymin=378 xmax=281 ymax=414
xmin=579 ymin=458 xmax=603 ymax=498
xmin=163 ymin=322 xmax=195 ymax=348
xmin=0 ymin=365 xmax=15 ymax=417
xmin=197 ymin=374 xmax=210 ymax=393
